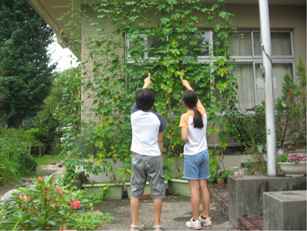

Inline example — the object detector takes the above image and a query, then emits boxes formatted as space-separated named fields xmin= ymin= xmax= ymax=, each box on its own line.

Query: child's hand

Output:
xmin=181 ymin=79 xmax=193 ymax=91
xmin=143 ymin=73 xmax=152 ymax=88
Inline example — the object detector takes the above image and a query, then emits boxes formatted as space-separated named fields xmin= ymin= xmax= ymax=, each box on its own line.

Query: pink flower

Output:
xmin=288 ymin=153 xmax=307 ymax=162
xmin=56 ymin=186 xmax=64 ymax=195
xmin=69 ymin=200 xmax=81 ymax=209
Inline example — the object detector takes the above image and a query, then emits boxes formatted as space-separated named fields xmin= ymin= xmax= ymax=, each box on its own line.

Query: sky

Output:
xmin=48 ymin=36 xmax=79 ymax=72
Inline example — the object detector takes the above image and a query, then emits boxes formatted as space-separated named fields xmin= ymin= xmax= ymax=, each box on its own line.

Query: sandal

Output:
xmin=130 ymin=224 xmax=145 ymax=231
xmin=153 ymin=224 xmax=164 ymax=231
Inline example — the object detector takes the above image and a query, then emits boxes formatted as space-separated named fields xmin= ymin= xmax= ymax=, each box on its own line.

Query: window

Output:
xmin=253 ymin=32 xmax=292 ymax=57
xmin=126 ymin=31 xmax=213 ymax=63
xmin=125 ymin=30 xmax=294 ymax=112
xmin=230 ymin=32 xmax=252 ymax=56
xmin=147 ymin=36 xmax=162 ymax=58
xmin=230 ymin=30 xmax=294 ymax=111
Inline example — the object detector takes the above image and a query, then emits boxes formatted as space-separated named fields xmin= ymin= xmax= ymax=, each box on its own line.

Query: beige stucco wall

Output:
xmin=79 ymin=3 xmax=306 ymax=123
xmin=228 ymin=4 xmax=306 ymax=64
xmin=80 ymin=5 xmax=123 ymax=123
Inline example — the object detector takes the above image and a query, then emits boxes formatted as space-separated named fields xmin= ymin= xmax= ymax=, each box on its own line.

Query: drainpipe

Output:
xmin=258 ymin=0 xmax=276 ymax=176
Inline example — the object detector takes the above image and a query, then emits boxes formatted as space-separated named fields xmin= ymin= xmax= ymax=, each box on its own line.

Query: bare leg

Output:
xmin=153 ymin=198 xmax=163 ymax=225
xmin=200 ymin=179 xmax=210 ymax=218
xmin=130 ymin=196 xmax=140 ymax=225
xmin=190 ymin=180 xmax=200 ymax=219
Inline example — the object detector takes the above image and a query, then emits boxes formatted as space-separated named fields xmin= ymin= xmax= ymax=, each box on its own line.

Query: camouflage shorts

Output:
xmin=130 ymin=153 xmax=165 ymax=199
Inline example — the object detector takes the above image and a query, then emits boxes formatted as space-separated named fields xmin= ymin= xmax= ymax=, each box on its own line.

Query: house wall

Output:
xmin=228 ymin=4 xmax=306 ymax=64
xmin=79 ymin=3 xmax=306 ymax=125
xmin=80 ymin=5 xmax=123 ymax=123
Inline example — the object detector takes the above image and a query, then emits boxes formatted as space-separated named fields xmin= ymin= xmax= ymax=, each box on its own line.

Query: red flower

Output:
xmin=56 ymin=186 xmax=64 ymax=195
xmin=69 ymin=200 xmax=81 ymax=209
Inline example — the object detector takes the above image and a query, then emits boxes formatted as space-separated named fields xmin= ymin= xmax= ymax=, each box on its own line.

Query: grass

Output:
xmin=34 ymin=154 xmax=63 ymax=166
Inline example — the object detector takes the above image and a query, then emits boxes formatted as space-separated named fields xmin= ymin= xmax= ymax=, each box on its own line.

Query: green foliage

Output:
xmin=0 ymin=176 xmax=111 ymax=230
xmin=34 ymin=154 xmax=63 ymax=166
xmin=0 ymin=129 xmax=38 ymax=183
xmin=69 ymin=211 xmax=112 ymax=231
xmin=0 ymin=0 xmax=54 ymax=127
xmin=34 ymin=68 xmax=81 ymax=155
xmin=277 ymin=153 xmax=288 ymax=163
xmin=242 ymin=153 xmax=266 ymax=175
xmin=276 ymin=60 xmax=306 ymax=149
xmin=225 ymin=105 xmax=266 ymax=153
xmin=164 ymin=156 xmax=183 ymax=180
xmin=208 ymin=153 xmax=219 ymax=183
xmin=226 ymin=61 xmax=306 ymax=153
xmin=83 ymin=0 xmax=236 ymax=174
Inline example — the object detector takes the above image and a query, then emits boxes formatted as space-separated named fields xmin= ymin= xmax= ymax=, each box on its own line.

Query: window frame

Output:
xmin=124 ymin=29 xmax=295 ymax=111
xmin=229 ymin=29 xmax=295 ymax=112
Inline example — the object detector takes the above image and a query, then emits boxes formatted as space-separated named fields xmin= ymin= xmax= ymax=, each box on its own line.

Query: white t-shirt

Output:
xmin=179 ymin=103 xmax=208 ymax=155
xmin=130 ymin=105 xmax=166 ymax=156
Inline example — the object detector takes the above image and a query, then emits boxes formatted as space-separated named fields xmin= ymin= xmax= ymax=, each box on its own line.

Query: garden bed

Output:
xmin=83 ymin=183 xmax=124 ymax=200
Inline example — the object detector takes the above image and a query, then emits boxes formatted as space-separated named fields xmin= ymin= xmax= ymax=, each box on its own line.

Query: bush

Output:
xmin=225 ymin=61 xmax=306 ymax=153
xmin=33 ymin=67 xmax=81 ymax=155
xmin=0 ymin=129 xmax=38 ymax=183
xmin=0 ymin=176 xmax=111 ymax=230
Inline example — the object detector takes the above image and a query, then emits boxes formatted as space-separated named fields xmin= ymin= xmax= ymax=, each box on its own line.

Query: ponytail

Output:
xmin=183 ymin=90 xmax=204 ymax=129
xmin=192 ymin=107 xmax=204 ymax=129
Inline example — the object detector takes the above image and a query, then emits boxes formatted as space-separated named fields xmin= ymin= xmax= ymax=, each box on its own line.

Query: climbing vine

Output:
xmin=83 ymin=0 xmax=237 ymax=169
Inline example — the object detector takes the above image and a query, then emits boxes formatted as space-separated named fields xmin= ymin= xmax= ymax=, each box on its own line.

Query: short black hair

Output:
xmin=136 ymin=89 xmax=155 ymax=111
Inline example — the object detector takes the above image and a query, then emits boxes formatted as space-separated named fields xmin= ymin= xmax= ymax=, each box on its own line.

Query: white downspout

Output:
xmin=258 ymin=0 xmax=276 ymax=176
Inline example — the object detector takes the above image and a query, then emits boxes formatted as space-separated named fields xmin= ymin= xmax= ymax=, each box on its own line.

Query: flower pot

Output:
xmin=278 ymin=161 xmax=307 ymax=176
xmin=83 ymin=183 xmax=123 ymax=200
xmin=217 ymin=178 xmax=225 ymax=187
xmin=168 ymin=179 xmax=190 ymax=197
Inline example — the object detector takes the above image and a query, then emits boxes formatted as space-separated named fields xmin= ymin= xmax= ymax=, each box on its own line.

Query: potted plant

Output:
xmin=164 ymin=155 xmax=191 ymax=197
xmin=83 ymin=161 xmax=129 ymax=200
xmin=216 ymin=169 xmax=232 ymax=187
xmin=278 ymin=153 xmax=307 ymax=176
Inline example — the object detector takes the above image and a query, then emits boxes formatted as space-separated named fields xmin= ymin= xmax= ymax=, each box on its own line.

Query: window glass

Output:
xmin=234 ymin=64 xmax=255 ymax=111
xmin=198 ymin=31 xmax=211 ymax=56
xmin=255 ymin=64 xmax=265 ymax=104
xmin=255 ymin=63 xmax=293 ymax=104
xmin=272 ymin=64 xmax=293 ymax=98
xmin=230 ymin=32 xmax=252 ymax=56
xmin=126 ymin=34 xmax=146 ymax=60
xmin=147 ymin=36 xmax=162 ymax=57
xmin=254 ymin=32 xmax=292 ymax=56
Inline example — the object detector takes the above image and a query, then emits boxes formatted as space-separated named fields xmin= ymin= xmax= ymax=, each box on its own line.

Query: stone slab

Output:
xmin=228 ymin=175 xmax=306 ymax=227
xmin=263 ymin=190 xmax=307 ymax=230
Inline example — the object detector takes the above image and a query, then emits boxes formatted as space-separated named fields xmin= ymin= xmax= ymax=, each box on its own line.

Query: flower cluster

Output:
xmin=288 ymin=153 xmax=307 ymax=162
xmin=70 ymin=200 xmax=81 ymax=210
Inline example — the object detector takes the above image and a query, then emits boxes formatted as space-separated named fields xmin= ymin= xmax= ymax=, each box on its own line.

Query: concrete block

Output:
xmin=228 ymin=176 xmax=306 ymax=226
xmin=263 ymin=190 xmax=307 ymax=230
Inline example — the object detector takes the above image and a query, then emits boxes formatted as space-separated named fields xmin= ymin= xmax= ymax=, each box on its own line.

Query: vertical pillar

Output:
xmin=258 ymin=0 xmax=276 ymax=176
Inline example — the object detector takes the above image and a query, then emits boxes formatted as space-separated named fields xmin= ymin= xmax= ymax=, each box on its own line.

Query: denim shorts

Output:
xmin=184 ymin=150 xmax=209 ymax=180
xmin=130 ymin=153 xmax=165 ymax=199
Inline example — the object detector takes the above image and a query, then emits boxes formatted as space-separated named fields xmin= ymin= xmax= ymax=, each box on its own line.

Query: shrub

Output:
xmin=225 ymin=61 xmax=306 ymax=153
xmin=0 ymin=128 xmax=37 ymax=183
xmin=0 ymin=176 xmax=111 ymax=230
xmin=33 ymin=67 xmax=81 ymax=155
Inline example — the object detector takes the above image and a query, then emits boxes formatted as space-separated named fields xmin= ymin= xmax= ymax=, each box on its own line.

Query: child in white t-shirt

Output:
xmin=130 ymin=74 xmax=166 ymax=231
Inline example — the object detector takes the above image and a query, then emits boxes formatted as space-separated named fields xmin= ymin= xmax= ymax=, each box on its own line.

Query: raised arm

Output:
xmin=143 ymin=73 xmax=151 ymax=89
xmin=181 ymin=79 xmax=206 ymax=114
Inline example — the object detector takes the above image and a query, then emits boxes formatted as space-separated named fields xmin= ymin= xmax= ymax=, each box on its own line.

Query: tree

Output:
xmin=0 ymin=0 xmax=54 ymax=127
